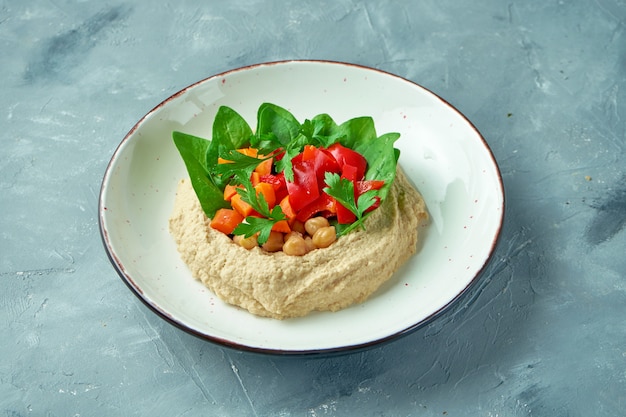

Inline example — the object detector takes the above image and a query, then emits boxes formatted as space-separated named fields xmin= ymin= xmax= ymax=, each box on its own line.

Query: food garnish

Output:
xmin=172 ymin=103 xmax=400 ymax=255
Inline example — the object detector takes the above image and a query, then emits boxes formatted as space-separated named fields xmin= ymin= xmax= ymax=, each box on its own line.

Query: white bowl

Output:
xmin=99 ymin=60 xmax=504 ymax=355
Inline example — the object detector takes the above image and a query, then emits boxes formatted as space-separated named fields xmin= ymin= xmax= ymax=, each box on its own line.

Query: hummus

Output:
xmin=169 ymin=166 xmax=428 ymax=319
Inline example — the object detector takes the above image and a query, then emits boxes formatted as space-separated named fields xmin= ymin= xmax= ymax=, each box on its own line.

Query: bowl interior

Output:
xmin=100 ymin=61 xmax=504 ymax=354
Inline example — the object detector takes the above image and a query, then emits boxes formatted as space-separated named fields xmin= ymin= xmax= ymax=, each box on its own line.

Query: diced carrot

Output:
xmin=254 ymin=182 xmax=276 ymax=208
xmin=231 ymin=194 xmax=254 ymax=217
xmin=237 ymin=147 xmax=258 ymax=158
xmin=250 ymin=171 xmax=261 ymax=186
xmin=223 ymin=184 xmax=241 ymax=202
xmin=271 ymin=220 xmax=291 ymax=233
xmin=210 ymin=208 xmax=244 ymax=235
xmin=218 ymin=148 xmax=258 ymax=164
xmin=255 ymin=157 xmax=273 ymax=176
xmin=302 ymin=144 xmax=317 ymax=161
xmin=279 ymin=195 xmax=296 ymax=220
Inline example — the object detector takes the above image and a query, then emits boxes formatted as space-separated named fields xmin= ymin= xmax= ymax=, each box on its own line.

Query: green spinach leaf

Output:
xmin=207 ymin=106 xmax=253 ymax=168
xmin=353 ymin=131 xmax=400 ymax=201
xmin=172 ymin=131 xmax=230 ymax=217
xmin=336 ymin=116 xmax=377 ymax=149
xmin=257 ymin=103 xmax=301 ymax=145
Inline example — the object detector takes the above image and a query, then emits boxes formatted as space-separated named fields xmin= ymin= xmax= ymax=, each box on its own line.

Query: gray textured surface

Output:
xmin=2 ymin=1 xmax=625 ymax=416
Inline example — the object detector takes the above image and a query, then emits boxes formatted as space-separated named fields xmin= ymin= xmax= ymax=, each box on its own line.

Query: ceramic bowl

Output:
xmin=99 ymin=60 xmax=504 ymax=355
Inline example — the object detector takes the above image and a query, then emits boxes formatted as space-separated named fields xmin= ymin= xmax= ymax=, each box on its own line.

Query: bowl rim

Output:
xmin=98 ymin=59 xmax=506 ymax=356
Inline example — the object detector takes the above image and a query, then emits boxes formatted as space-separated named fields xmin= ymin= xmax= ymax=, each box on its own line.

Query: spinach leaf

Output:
xmin=249 ymin=132 xmax=283 ymax=156
xmin=172 ymin=131 xmax=230 ymax=217
xmin=336 ymin=116 xmax=377 ymax=149
xmin=207 ymin=106 xmax=253 ymax=167
xmin=353 ymin=131 xmax=401 ymax=201
xmin=257 ymin=103 xmax=301 ymax=145
xmin=307 ymin=114 xmax=344 ymax=148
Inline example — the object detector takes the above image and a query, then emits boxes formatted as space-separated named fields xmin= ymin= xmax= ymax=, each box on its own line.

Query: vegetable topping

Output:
xmin=173 ymin=103 xmax=400 ymax=255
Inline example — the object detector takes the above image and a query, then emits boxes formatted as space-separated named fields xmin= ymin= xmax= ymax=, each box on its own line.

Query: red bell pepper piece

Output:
xmin=286 ymin=154 xmax=320 ymax=212
xmin=356 ymin=180 xmax=385 ymax=193
xmin=335 ymin=202 xmax=356 ymax=224
xmin=340 ymin=164 xmax=358 ymax=182
xmin=261 ymin=172 xmax=288 ymax=202
xmin=313 ymin=148 xmax=341 ymax=183
xmin=326 ymin=143 xmax=367 ymax=180
xmin=356 ymin=180 xmax=385 ymax=213
xmin=295 ymin=193 xmax=336 ymax=222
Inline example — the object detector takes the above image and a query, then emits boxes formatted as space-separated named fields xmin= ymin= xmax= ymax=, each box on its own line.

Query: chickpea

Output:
xmin=312 ymin=226 xmax=336 ymax=249
xmin=304 ymin=216 xmax=330 ymax=237
xmin=284 ymin=231 xmax=303 ymax=241
xmin=304 ymin=236 xmax=316 ymax=253
xmin=261 ymin=231 xmax=284 ymax=252
xmin=233 ymin=234 xmax=258 ymax=250
xmin=282 ymin=234 xmax=308 ymax=256
xmin=291 ymin=220 xmax=306 ymax=235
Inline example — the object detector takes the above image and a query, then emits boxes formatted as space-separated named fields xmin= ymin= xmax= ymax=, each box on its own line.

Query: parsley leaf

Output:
xmin=273 ymin=133 xmax=309 ymax=182
xmin=232 ymin=181 xmax=287 ymax=244
xmin=212 ymin=147 xmax=270 ymax=186
xmin=323 ymin=172 xmax=378 ymax=235
xmin=233 ymin=216 xmax=278 ymax=245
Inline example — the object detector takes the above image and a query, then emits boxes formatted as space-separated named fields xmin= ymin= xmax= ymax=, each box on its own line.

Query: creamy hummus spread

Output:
xmin=169 ymin=167 xmax=428 ymax=319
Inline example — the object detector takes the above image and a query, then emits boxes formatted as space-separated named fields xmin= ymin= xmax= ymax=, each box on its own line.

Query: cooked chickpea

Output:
xmin=291 ymin=220 xmax=306 ymax=235
xmin=282 ymin=234 xmax=308 ymax=256
xmin=284 ymin=231 xmax=302 ymax=241
xmin=261 ymin=231 xmax=284 ymax=252
xmin=312 ymin=226 xmax=336 ymax=249
xmin=233 ymin=234 xmax=258 ymax=250
xmin=304 ymin=216 xmax=330 ymax=237
xmin=304 ymin=236 xmax=316 ymax=252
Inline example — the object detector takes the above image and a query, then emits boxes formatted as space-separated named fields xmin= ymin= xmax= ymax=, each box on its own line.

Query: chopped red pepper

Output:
xmin=326 ymin=143 xmax=367 ymax=180
xmin=356 ymin=180 xmax=385 ymax=212
xmin=220 ymin=142 xmax=383 ymax=234
xmin=286 ymin=154 xmax=320 ymax=212
xmin=312 ymin=147 xmax=341 ymax=183
xmin=335 ymin=202 xmax=356 ymax=224
xmin=340 ymin=164 xmax=358 ymax=182
xmin=260 ymin=172 xmax=287 ymax=202
xmin=295 ymin=192 xmax=336 ymax=222
xmin=356 ymin=180 xmax=385 ymax=193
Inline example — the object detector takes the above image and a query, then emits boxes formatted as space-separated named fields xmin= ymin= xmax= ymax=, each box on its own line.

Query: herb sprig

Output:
xmin=232 ymin=182 xmax=287 ymax=244
xmin=323 ymin=172 xmax=378 ymax=235
xmin=212 ymin=148 xmax=271 ymax=185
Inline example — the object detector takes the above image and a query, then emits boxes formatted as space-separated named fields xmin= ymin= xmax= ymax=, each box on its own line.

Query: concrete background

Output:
xmin=2 ymin=1 xmax=625 ymax=416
